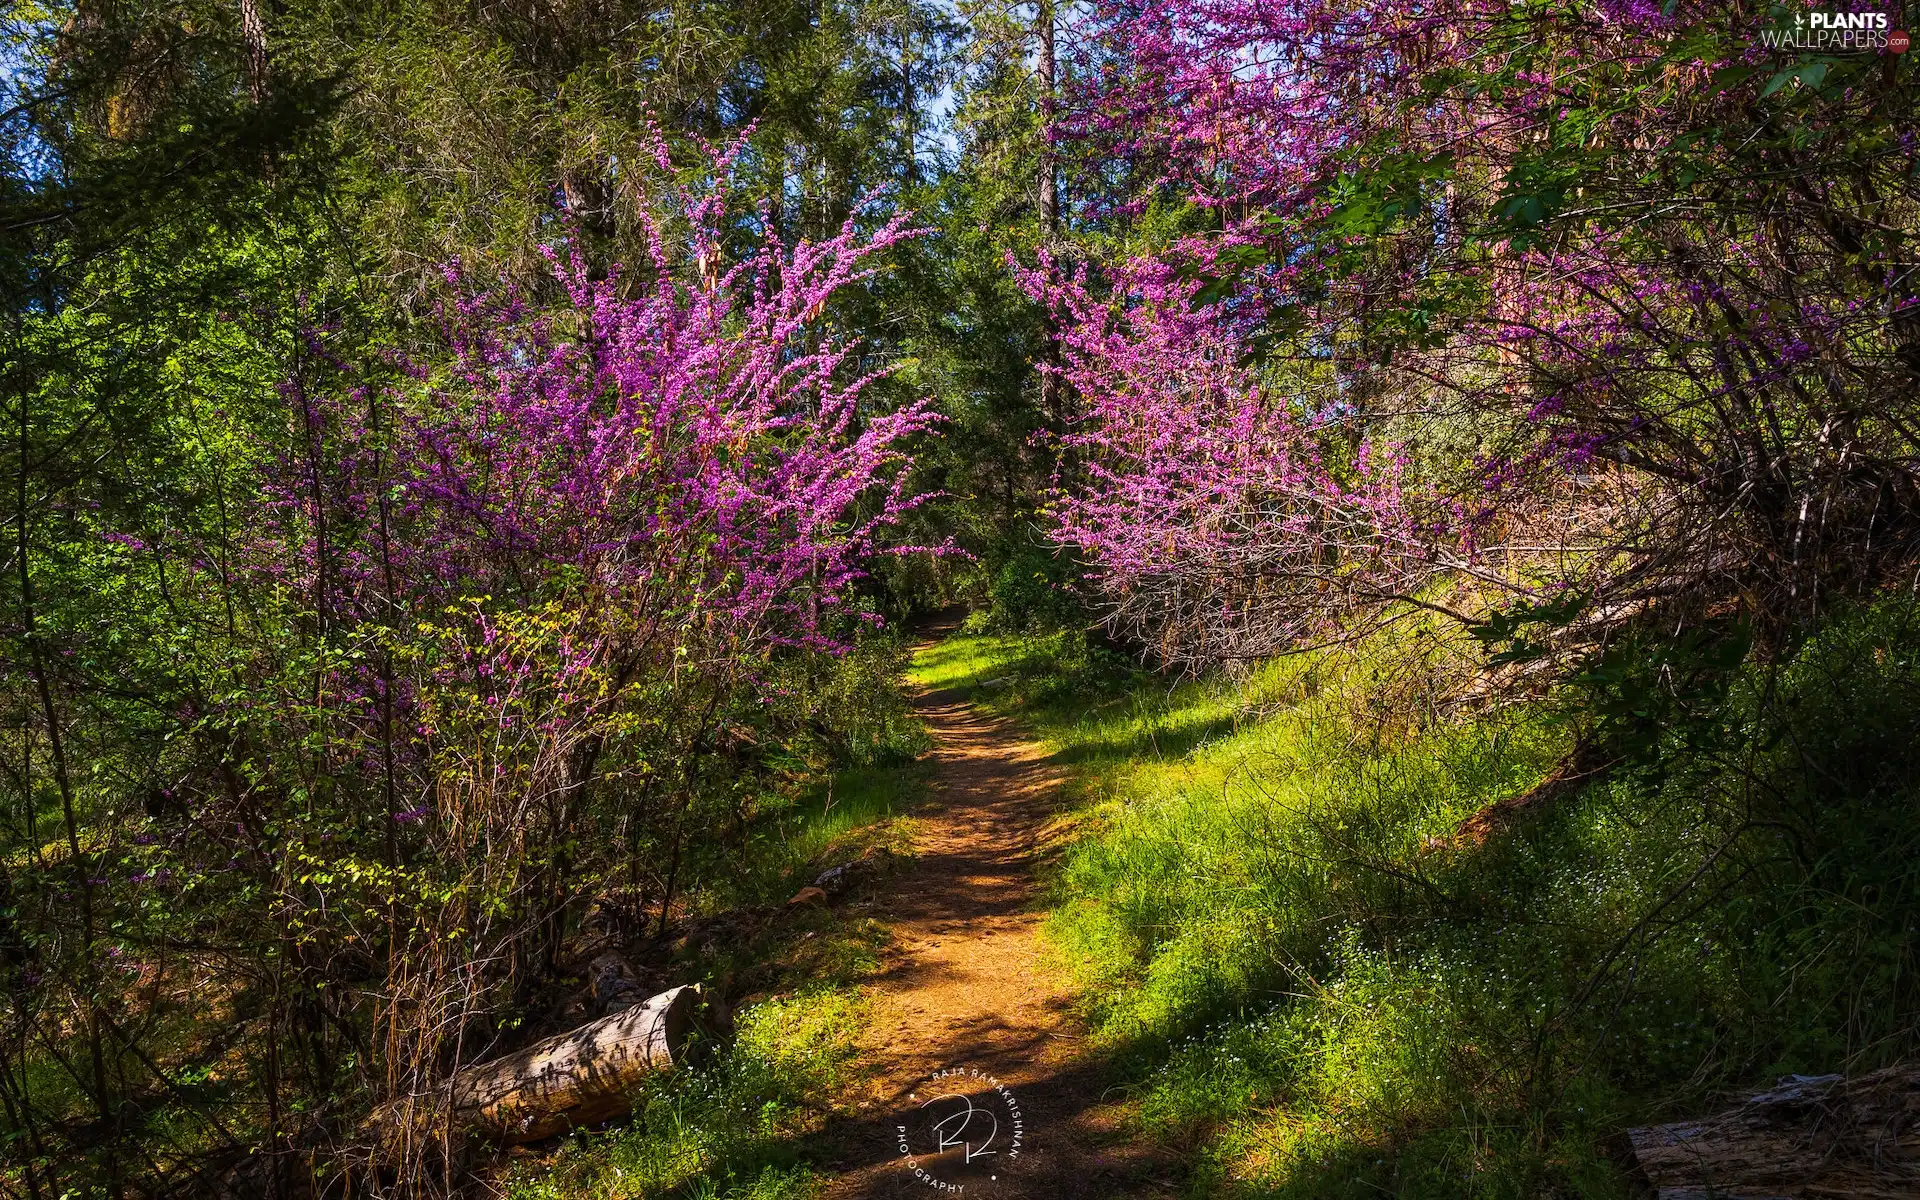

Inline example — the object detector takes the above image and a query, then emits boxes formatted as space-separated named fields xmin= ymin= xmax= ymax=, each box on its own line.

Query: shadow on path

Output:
xmin=815 ymin=677 xmax=1176 ymax=1199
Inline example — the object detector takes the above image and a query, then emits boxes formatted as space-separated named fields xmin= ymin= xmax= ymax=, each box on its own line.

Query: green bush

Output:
xmin=976 ymin=541 xmax=1088 ymax=634
xmin=773 ymin=628 xmax=935 ymax=769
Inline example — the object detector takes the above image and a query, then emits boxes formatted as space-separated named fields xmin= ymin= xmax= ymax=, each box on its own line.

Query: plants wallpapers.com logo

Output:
xmin=1758 ymin=9 xmax=1909 ymax=53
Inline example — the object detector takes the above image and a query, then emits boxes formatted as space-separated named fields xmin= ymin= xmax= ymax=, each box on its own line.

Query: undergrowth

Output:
xmin=504 ymin=640 xmax=934 ymax=1199
xmin=931 ymin=599 xmax=1920 ymax=1197
xmin=502 ymin=766 xmax=912 ymax=1200
xmin=503 ymin=990 xmax=864 ymax=1200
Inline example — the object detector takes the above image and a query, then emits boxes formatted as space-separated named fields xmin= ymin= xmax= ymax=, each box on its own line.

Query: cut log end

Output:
xmin=452 ymin=983 xmax=701 ymax=1144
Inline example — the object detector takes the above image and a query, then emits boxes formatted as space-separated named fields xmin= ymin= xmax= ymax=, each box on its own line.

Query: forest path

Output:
xmin=815 ymin=652 xmax=1170 ymax=1199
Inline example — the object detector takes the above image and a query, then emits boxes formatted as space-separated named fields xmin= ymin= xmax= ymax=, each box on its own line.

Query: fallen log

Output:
xmin=450 ymin=983 xmax=700 ymax=1143
xmin=1628 ymin=1066 xmax=1920 ymax=1198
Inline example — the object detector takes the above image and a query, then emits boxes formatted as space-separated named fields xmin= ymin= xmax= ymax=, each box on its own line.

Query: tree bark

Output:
xmin=1036 ymin=0 xmax=1056 ymax=236
xmin=448 ymin=984 xmax=700 ymax=1143
xmin=238 ymin=0 xmax=270 ymax=104
xmin=1033 ymin=0 xmax=1067 ymax=427
xmin=1628 ymin=1067 xmax=1920 ymax=1198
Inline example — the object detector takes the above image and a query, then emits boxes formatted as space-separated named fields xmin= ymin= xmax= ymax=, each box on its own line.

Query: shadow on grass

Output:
xmin=1047 ymin=711 xmax=1244 ymax=769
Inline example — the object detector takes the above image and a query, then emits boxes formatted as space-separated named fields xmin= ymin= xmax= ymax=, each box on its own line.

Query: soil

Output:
xmin=815 ymin=667 xmax=1174 ymax=1199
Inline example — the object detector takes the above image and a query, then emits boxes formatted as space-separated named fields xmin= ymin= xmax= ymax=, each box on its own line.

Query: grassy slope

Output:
xmin=917 ymin=611 xmax=1920 ymax=1198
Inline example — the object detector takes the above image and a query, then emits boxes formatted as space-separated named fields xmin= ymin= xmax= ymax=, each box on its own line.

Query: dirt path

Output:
xmin=817 ymin=670 xmax=1170 ymax=1199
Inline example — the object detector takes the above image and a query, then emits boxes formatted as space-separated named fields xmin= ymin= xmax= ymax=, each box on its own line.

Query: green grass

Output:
xmin=701 ymin=761 xmax=933 ymax=915
xmin=504 ymin=989 xmax=865 ymax=1200
xmin=939 ymin=605 xmax=1920 ymax=1197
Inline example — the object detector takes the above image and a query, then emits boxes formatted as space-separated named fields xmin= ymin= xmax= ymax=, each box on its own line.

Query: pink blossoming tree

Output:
xmin=1034 ymin=0 xmax=1920 ymax=665
xmin=207 ymin=138 xmax=942 ymax=1177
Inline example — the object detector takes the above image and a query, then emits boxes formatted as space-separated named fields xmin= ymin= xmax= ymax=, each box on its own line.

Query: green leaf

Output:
xmin=1706 ymin=65 xmax=1758 ymax=97
xmin=1761 ymin=61 xmax=1828 ymax=98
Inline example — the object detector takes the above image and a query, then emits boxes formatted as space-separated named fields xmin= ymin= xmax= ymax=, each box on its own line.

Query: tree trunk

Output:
xmin=1036 ymin=0 xmax=1057 ymax=238
xmin=1628 ymin=1067 xmax=1920 ymax=1198
xmin=1034 ymin=0 xmax=1066 ymax=426
xmin=238 ymin=0 xmax=270 ymax=104
xmin=449 ymin=985 xmax=700 ymax=1143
